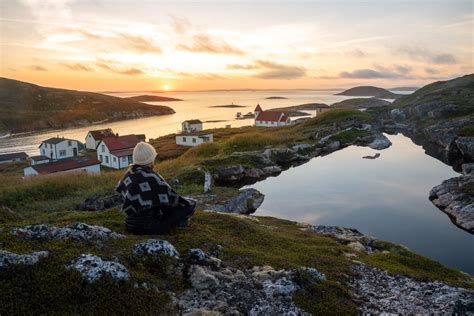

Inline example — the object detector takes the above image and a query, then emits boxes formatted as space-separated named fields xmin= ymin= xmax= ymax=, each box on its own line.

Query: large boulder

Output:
xmin=11 ymin=223 xmax=125 ymax=241
xmin=368 ymin=134 xmax=392 ymax=150
xmin=66 ymin=254 xmax=130 ymax=283
xmin=206 ymin=188 xmax=264 ymax=214
xmin=213 ymin=165 xmax=245 ymax=183
xmin=0 ymin=250 xmax=49 ymax=269
xmin=132 ymin=239 xmax=179 ymax=258
xmin=455 ymin=137 xmax=474 ymax=161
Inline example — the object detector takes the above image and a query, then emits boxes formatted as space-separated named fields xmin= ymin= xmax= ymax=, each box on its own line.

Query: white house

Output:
xmin=23 ymin=157 xmax=101 ymax=177
xmin=96 ymin=134 xmax=142 ymax=169
xmin=0 ymin=152 xmax=28 ymax=164
xmin=39 ymin=137 xmax=81 ymax=160
xmin=254 ymin=104 xmax=290 ymax=127
xmin=28 ymin=155 xmax=50 ymax=166
xmin=85 ymin=128 xmax=115 ymax=150
xmin=182 ymin=120 xmax=203 ymax=133
xmin=176 ymin=132 xmax=214 ymax=147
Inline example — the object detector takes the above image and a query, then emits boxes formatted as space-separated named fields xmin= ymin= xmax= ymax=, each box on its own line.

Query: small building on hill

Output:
xmin=0 ymin=152 xmax=28 ymax=164
xmin=176 ymin=131 xmax=214 ymax=147
xmin=85 ymin=128 xmax=116 ymax=150
xmin=39 ymin=137 xmax=82 ymax=160
xmin=28 ymin=155 xmax=50 ymax=166
xmin=254 ymin=104 xmax=290 ymax=127
xmin=182 ymin=120 xmax=203 ymax=133
xmin=96 ymin=134 xmax=143 ymax=169
xmin=23 ymin=157 xmax=101 ymax=177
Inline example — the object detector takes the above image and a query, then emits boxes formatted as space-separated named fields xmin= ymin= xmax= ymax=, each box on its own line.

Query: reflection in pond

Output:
xmin=247 ymin=134 xmax=474 ymax=274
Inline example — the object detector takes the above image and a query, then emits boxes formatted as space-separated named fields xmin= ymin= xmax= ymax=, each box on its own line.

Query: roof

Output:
xmin=183 ymin=119 xmax=202 ymax=125
xmin=0 ymin=152 xmax=28 ymax=161
xmin=255 ymin=104 xmax=263 ymax=112
xmin=176 ymin=131 xmax=213 ymax=137
xmin=42 ymin=137 xmax=77 ymax=145
xmin=89 ymin=128 xmax=115 ymax=141
xmin=255 ymin=111 xmax=288 ymax=122
xmin=110 ymin=148 xmax=134 ymax=157
xmin=101 ymin=135 xmax=140 ymax=151
xmin=30 ymin=157 xmax=100 ymax=175
xmin=29 ymin=155 xmax=50 ymax=161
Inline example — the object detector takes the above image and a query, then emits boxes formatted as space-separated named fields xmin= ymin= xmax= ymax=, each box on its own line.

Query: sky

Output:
xmin=0 ymin=0 xmax=473 ymax=91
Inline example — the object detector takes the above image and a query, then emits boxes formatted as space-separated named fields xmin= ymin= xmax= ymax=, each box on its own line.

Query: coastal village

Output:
xmin=0 ymin=104 xmax=315 ymax=177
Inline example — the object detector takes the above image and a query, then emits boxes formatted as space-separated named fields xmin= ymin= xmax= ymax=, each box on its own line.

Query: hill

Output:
xmin=123 ymin=95 xmax=183 ymax=102
xmin=336 ymin=86 xmax=402 ymax=99
xmin=270 ymin=103 xmax=330 ymax=112
xmin=0 ymin=78 xmax=175 ymax=134
xmin=390 ymin=87 xmax=419 ymax=92
xmin=332 ymin=98 xmax=391 ymax=109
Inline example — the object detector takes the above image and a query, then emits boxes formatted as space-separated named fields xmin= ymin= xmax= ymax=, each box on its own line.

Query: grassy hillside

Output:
xmin=0 ymin=78 xmax=175 ymax=134
xmin=336 ymin=86 xmax=402 ymax=99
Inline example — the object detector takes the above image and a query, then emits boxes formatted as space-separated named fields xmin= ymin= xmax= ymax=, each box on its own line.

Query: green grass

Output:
xmin=458 ymin=124 xmax=474 ymax=137
xmin=329 ymin=129 xmax=370 ymax=144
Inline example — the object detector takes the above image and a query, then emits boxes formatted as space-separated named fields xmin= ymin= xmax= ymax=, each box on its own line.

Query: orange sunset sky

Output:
xmin=1 ymin=0 xmax=473 ymax=91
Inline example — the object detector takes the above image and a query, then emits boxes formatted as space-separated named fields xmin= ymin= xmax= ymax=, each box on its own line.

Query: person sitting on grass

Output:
xmin=115 ymin=142 xmax=196 ymax=234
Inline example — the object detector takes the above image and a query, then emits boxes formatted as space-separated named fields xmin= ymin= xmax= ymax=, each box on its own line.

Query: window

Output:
xmin=105 ymin=156 xmax=109 ymax=163
xmin=68 ymin=140 xmax=72 ymax=146
xmin=101 ymin=144 xmax=105 ymax=152
xmin=59 ymin=150 xmax=66 ymax=157
xmin=192 ymin=138 xmax=196 ymax=143
xmin=89 ymin=134 xmax=92 ymax=138
xmin=42 ymin=149 xmax=45 ymax=155
xmin=113 ymin=157 xmax=117 ymax=162
xmin=182 ymin=137 xmax=186 ymax=142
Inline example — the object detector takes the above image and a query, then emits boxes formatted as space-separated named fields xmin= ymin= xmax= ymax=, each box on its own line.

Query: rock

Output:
xmin=322 ymin=140 xmax=340 ymax=154
xmin=214 ymin=165 xmax=245 ymax=182
xmin=349 ymin=264 xmax=474 ymax=314
xmin=455 ymin=137 xmax=474 ymax=161
xmin=132 ymin=239 xmax=179 ymax=258
xmin=363 ymin=153 xmax=381 ymax=159
xmin=188 ymin=265 xmax=220 ymax=290
xmin=67 ymin=254 xmax=130 ymax=283
xmin=11 ymin=223 xmax=125 ymax=241
xmin=206 ymin=188 xmax=264 ymax=215
xmin=0 ymin=250 xmax=48 ymax=268
xmin=297 ymin=267 xmax=326 ymax=283
xmin=429 ymin=175 xmax=474 ymax=232
xmin=347 ymin=241 xmax=367 ymax=252
xmin=462 ymin=163 xmax=474 ymax=175
xmin=204 ymin=172 xmax=212 ymax=193
xmin=244 ymin=168 xmax=265 ymax=179
xmin=262 ymin=165 xmax=282 ymax=175
xmin=368 ymin=134 xmax=392 ymax=150
xmin=390 ymin=108 xmax=406 ymax=121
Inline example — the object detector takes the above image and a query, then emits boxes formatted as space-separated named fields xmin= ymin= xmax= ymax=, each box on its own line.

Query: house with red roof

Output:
xmin=23 ymin=157 xmax=101 ymax=177
xmin=96 ymin=134 xmax=145 ymax=169
xmin=85 ymin=128 xmax=116 ymax=150
xmin=254 ymin=104 xmax=290 ymax=127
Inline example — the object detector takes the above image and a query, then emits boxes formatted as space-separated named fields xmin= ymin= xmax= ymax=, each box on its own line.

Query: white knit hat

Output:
xmin=133 ymin=142 xmax=157 ymax=165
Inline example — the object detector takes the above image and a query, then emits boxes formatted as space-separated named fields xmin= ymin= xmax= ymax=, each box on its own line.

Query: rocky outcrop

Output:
xmin=11 ymin=223 xmax=125 ymax=241
xmin=429 ymin=175 xmax=474 ymax=233
xmin=66 ymin=254 xmax=130 ymax=283
xmin=178 ymin=248 xmax=324 ymax=315
xmin=350 ymin=264 xmax=474 ymax=314
xmin=0 ymin=250 xmax=49 ymax=269
xmin=368 ymin=134 xmax=392 ymax=150
xmin=132 ymin=239 xmax=180 ymax=258
xmin=206 ymin=188 xmax=264 ymax=214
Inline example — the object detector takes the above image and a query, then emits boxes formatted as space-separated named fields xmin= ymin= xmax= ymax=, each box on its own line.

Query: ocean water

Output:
xmin=0 ymin=89 xmax=389 ymax=156
xmin=246 ymin=134 xmax=474 ymax=274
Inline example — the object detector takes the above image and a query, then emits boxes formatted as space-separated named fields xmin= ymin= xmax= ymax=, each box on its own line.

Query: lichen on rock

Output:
xmin=0 ymin=250 xmax=49 ymax=269
xmin=11 ymin=223 xmax=124 ymax=241
xmin=132 ymin=239 xmax=180 ymax=258
xmin=66 ymin=254 xmax=130 ymax=283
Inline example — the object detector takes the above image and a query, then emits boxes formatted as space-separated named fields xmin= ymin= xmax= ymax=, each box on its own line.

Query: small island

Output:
xmin=270 ymin=103 xmax=330 ymax=112
xmin=124 ymin=95 xmax=183 ymax=102
xmin=336 ymin=86 xmax=402 ymax=99
xmin=209 ymin=104 xmax=246 ymax=108
xmin=265 ymin=96 xmax=288 ymax=99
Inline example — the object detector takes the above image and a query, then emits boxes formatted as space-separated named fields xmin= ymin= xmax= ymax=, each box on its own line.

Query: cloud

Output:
xmin=338 ymin=68 xmax=408 ymax=79
xmin=118 ymin=68 xmax=144 ymax=75
xmin=60 ymin=62 xmax=94 ymax=72
xmin=398 ymin=46 xmax=457 ymax=65
xmin=117 ymin=33 xmax=162 ymax=54
xmin=254 ymin=60 xmax=306 ymax=79
xmin=346 ymin=49 xmax=368 ymax=58
xmin=30 ymin=65 xmax=47 ymax=71
xmin=170 ymin=16 xmax=191 ymax=35
xmin=226 ymin=64 xmax=259 ymax=70
xmin=177 ymin=33 xmax=243 ymax=55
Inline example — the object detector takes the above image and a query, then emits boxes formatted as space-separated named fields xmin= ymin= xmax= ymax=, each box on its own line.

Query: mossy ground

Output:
xmin=1 ymin=109 xmax=472 ymax=314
